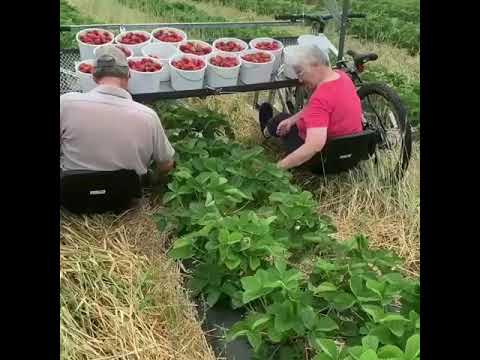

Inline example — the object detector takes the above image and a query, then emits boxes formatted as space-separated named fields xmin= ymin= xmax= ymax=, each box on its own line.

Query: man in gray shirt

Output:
xmin=60 ymin=45 xmax=175 ymax=186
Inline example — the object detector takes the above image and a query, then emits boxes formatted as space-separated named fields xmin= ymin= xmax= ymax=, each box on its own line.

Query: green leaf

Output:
xmin=205 ymin=192 xmax=215 ymax=207
xmin=246 ymin=331 xmax=263 ymax=352
xmin=369 ymin=325 xmax=396 ymax=345
xmin=332 ymin=292 xmax=356 ymax=311
xmin=347 ymin=346 xmax=363 ymax=360
xmin=299 ymin=305 xmax=317 ymax=330
xmin=377 ymin=345 xmax=404 ymax=358
xmin=359 ymin=349 xmax=378 ymax=360
xmin=167 ymin=238 xmax=193 ymax=259
xmin=361 ymin=305 xmax=385 ymax=323
xmin=312 ymin=282 xmax=338 ymax=293
xmin=249 ymin=256 xmax=261 ymax=271
xmin=224 ymin=187 xmax=252 ymax=200
xmin=224 ymin=256 xmax=242 ymax=270
xmin=316 ymin=315 xmax=339 ymax=332
xmin=378 ymin=314 xmax=409 ymax=323
xmin=362 ymin=336 xmax=379 ymax=352
xmin=206 ymin=289 xmax=221 ymax=307
xmin=251 ymin=314 xmax=270 ymax=330
xmin=314 ymin=354 xmax=334 ymax=360
xmin=404 ymin=334 xmax=420 ymax=360
xmin=366 ymin=280 xmax=385 ymax=298
xmin=384 ymin=320 xmax=406 ymax=338
xmin=241 ymin=273 xmax=275 ymax=304
xmin=163 ymin=191 xmax=177 ymax=203
xmin=314 ymin=338 xmax=338 ymax=360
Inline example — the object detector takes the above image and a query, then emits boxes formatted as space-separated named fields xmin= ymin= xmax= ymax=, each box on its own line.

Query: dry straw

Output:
xmin=60 ymin=206 xmax=216 ymax=360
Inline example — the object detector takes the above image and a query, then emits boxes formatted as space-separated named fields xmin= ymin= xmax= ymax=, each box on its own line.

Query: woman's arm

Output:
xmin=277 ymin=127 xmax=327 ymax=170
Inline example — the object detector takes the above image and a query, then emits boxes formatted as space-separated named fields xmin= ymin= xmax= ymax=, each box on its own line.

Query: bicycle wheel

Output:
xmin=357 ymin=82 xmax=412 ymax=181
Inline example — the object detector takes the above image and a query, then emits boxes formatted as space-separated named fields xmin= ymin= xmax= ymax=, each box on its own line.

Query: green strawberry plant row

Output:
xmin=153 ymin=102 xmax=420 ymax=360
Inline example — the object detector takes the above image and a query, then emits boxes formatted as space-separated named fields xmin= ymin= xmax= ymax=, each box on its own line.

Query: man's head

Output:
xmin=93 ymin=45 xmax=130 ymax=89
xmin=287 ymin=44 xmax=332 ymax=89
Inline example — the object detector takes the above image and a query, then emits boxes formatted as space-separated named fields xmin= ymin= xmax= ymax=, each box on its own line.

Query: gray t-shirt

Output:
xmin=60 ymin=85 xmax=174 ymax=175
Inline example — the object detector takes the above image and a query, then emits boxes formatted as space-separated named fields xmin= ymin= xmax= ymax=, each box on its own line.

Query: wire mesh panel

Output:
xmin=60 ymin=49 xmax=82 ymax=95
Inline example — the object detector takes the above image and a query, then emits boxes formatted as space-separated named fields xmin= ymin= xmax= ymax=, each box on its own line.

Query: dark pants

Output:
xmin=259 ymin=103 xmax=324 ymax=174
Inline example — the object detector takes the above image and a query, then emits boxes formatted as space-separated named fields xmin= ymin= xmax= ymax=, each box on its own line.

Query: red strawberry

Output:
xmin=128 ymin=58 xmax=162 ymax=72
xmin=241 ymin=52 xmax=272 ymax=63
xmin=154 ymin=29 xmax=184 ymax=42
xmin=254 ymin=41 xmax=280 ymax=51
xmin=79 ymin=63 xmax=95 ymax=74
xmin=210 ymin=55 xmax=238 ymax=67
xmin=180 ymin=42 xmax=212 ymax=56
xmin=172 ymin=57 xmax=205 ymax=70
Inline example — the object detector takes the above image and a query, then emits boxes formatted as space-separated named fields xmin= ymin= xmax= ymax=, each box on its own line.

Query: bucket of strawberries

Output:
xmin=115 ymin=31 xmax=152 ymax=56
xmin=75 ymin=60 xmax=97 ymax=92
xmin=169 ymin=54 xmax=207 ymax=91
xmin=151 ymin=27 xmax=187 ymax=48
xmin=212 ymin=38 xmax=248 ymax=56
xmin=206 ymin=51 xmax=241 ymax=88
xmin=178 ymin=40 xmax=213 ymax=59
xmin=76 ymin=28 xmax=115 ymax=60
xmin=127 ymin=57 xmax=167 ymax=94
xmin=239 ymin=49 xmax=275 ymax=84
xmin=249 ymin=37 xmax=284 ymax=73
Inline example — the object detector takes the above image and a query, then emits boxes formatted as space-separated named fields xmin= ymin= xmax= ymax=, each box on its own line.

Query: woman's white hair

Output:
xmin=286 ymin=44 xmax=330 ymax=69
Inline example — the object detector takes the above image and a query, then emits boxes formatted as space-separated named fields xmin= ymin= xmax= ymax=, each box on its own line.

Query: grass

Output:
xmin=60 ymin=206 xmax=216 ymax=360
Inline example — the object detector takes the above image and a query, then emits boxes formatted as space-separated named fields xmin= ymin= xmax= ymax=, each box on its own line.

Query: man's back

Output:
xmin=60 ymin=85 xmax=174 ymax=175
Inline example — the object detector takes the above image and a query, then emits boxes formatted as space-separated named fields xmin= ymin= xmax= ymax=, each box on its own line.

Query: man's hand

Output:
xmin=276 ymin=117 xmax=295 ymax=137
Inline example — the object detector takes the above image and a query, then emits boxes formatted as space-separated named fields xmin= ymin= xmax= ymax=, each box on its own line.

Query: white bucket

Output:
xmin=169 ymin=54 xmax=206 ymax=91
xmin=178 ymin=40 xmax=213 ymax=60
xmin=297 ymin=34 xmax=332 ymax=60
xmin=206 ymin=51 xmax=241 ymax=88
xmin=239 ymin=49 xmax=275 ymax=85
xmin=127 ymin=56 xmax=167 ymax=94
xmin=151 ymin=27 xmax=187 ymax=48
xmin=212 ymin=37 xmax=248 ymax=56
xmin=115 ymin=31 xmax=152 ymax=56
xmin=76 ymin=28 xmax=114 ymax=61
xmin=141 ymin=43 xmax=179 ymax=81
xmin=94 ymin=43 xmax=134 ymax=60
xmin=75 ymin=60 xmax=97 ymax=92
xmin=249 ymin=37 xmax=284 ymax=72
xmin=282 ymin=45 xmax=301 ymax=79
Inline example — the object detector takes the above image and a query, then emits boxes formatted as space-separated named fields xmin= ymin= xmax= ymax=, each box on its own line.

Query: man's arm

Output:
xmin=151 ymin=115 xmax=176 ymax=184
xmin=277 ymin=127 xmax=327 ymax=170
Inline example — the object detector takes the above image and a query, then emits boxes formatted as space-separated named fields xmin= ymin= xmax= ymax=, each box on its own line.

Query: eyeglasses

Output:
xmin=294 ymin=67 xmax=305 ymax=79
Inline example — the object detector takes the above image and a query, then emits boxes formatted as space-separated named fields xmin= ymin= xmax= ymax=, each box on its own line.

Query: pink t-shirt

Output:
xmin=297 ymin=70 xmax=363 ymax=140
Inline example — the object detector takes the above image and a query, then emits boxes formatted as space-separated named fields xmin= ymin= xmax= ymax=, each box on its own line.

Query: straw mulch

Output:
xmin=60 ymin=202 xmax=216 ymax=360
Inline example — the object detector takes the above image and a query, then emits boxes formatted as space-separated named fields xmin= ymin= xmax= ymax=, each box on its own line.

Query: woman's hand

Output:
xmin=276 ymin=117 xmax=295 ymax=136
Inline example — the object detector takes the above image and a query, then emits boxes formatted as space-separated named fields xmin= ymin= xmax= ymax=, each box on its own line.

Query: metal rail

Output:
xmin=60 ymin=20 xmax=304 ymax=32
xmin=131 ymin=80 xmax=299 ymax=103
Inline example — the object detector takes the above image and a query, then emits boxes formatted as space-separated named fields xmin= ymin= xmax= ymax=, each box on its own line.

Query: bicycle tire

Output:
xmin=357 ymin=82 xmax=412 ymax=181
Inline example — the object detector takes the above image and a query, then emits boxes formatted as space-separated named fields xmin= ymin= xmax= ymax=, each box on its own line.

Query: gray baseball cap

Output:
xmin=93 ymin=45 xmax=129 ymax=78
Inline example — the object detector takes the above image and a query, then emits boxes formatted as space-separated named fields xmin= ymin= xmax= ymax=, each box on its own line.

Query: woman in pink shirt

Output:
xmin=260 ymin=44 xmax=363 ymax=171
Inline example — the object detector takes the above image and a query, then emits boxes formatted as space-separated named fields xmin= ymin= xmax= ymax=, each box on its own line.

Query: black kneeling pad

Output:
xmin=60 ymin=169 xmax=142 ymax=214
xmin=309 ymin=130 xmax=378 ymax=175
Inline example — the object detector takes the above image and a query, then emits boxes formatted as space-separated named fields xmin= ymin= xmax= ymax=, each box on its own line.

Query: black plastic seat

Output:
xmin=60 ymin=169 xmax=142 ymax=214
xmin=307 ymin=129 xmax=378 ymax=175
xmin=347 ymin=49 xmax=378 ymax=66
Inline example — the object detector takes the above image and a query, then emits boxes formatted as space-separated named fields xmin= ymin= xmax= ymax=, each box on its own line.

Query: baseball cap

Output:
xmin=93 ymin=45 xmax=129 ymax=78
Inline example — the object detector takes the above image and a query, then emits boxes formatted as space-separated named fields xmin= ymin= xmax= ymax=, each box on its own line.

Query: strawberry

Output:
xmin=180 ymin=42 xmax=212 ymax=56
xmin=254 ymin=41 xmax=280 ymax=51
xmin=119 ymin=32 xmax=149 ymax=45
xmin=241 ymin=52 xmax=272 ymax=63
xmin=209 ymin=55 xmax=239 ymax=68
xmin=215 ymin=40 xmax=245 ymax=52
xmin=128 ymin=58 xmax=162 ymax=72
xmin=154 ymin=29 xmax=184 ymax=42
xmin=79 ymin=30 xmax=112 ymax=45
xmin=172 ymin=57 xmax=205 ymax=71
xmin=79 ymin=63 xmax=95 ymax=74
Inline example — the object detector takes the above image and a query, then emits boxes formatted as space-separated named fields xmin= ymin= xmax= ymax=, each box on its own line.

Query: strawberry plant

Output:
xmin=150 ymin=102 xmax=419 ymax=359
